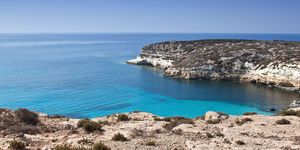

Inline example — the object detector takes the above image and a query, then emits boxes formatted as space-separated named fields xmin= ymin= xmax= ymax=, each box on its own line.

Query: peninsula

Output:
xmin=128 ymin=40 xmax=300 ymax=92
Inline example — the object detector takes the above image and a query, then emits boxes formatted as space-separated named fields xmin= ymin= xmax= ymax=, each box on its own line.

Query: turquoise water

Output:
xmin=0 ymin=33 xmax=299 ymax=118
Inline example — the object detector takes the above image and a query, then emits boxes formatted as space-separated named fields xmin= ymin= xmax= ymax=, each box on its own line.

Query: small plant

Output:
xmin=78 ymin=119 xmax=102 ymax=133
xmin=92 ymin=142 xmax=111 ymax=150
xmin=206 ymin=119 xmax=221 ymax=124
xmin=236 ymin=140 xmax=246 ymax=145
xmin=294 ymin=136 xmax=300 ymax=145
xmin=54 ymin=144 xmax=87 ymax=150
xmin=235 ymin=117 xmax=253 ymax=125
xmin=162 ymin=122 xmax=177 ymax=131
xmin=206 ymin=132 xmax=214 ymax=138
xmin=9 ymin=140 xmax=26 ymax=150
xmin=111 ymin=133 xmax=128 ymax=141
xmin=162 ymin=117 xmax=194 ymax=131
xmin=276 ymin=118 xmax=291 ymax=125
xmin=15 ymin=108 xmax=39 ymax=125
xmin=172 ymin=129 xmax=183 ymax=135
xmin=77 ymin=137 xmax=93 ymax=144
xmin=98 ymin=120 xmax=111 ymax=126
xmin=280 ymin=109 xmax=300 ymax=117
xmin=243 ymin=112 xmax=257 ymax=115
xmin=117 ymin=114 xmax=130 ymax=122
xmin=215 ymin=131 xmax=225 ymax=137
xmin=145 ymin=141 xmax=156 ymax=146
xmin=223 ymin=138 xmax=231 ymax=144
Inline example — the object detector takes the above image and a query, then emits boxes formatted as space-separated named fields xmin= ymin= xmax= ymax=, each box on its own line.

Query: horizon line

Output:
xmin=0 ymin=32 xmax=300 ymax=35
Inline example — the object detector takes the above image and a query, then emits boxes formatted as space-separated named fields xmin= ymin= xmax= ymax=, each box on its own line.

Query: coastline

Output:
xmin=127 ymin=39 xmax=300 ymax=93
xmin=1 ymin=107 xmax=300 ymax=149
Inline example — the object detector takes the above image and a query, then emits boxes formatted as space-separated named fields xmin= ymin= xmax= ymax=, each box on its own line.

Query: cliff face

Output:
xmin=128 ymin=40 xmax=300 ymax=92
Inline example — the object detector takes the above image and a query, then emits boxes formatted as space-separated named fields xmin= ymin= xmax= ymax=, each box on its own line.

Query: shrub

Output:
xmin=78 ymin=119 xmax=91 ymax=128
xmin=117 ymin=114 xmax=130 ymax=122
xmin=235 ymin=118 xmax=253 ymax=125
xmin=162 ymin=117 xmax=194 ymax=131
xmin=54 ymin=145 xmax=87 ymax=150
xmin=280 ymin=109 xmax=300 ymax=117
xmin=215 ymin=131 xmax=225 ymax=137
xmin=15 ymin=108 xmax=39 ymax=125
xmin=145 ymin=141 xmax=156 ymax=146
xmin=206 ymin=132 xmax=214 ymax=138
xmin=276 ymin=118 xmax=291 ymax=125
xmin=236 ymin=140 xmax=246 ymax=145
xmin=172 ymin=129 xmax=183 ymax=135
xmin=92 ymin=142 xmax=111 ymax=150
xmin=7 ymin=124 xmax=40 ymax=135
xmin=206 ymin=119 xmax=221 ymax=124
xmin=243 ymin=112 xmax=257 ymax=116
xmin=9 ymin=140 xmax=26 ymax=150
xmin=111 ymin=133 xmax=128 ymax=141
xmin=294 ymin=136 xmax=300 ymax=145
xmin=78 ymin=119 xmax=102 ymax=133
xmin=162 ymin=122 xmax=177 ymax=131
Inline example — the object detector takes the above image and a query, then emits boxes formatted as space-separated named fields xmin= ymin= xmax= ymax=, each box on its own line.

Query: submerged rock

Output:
xmin=128 ymin=39 xmax=300 ymax=92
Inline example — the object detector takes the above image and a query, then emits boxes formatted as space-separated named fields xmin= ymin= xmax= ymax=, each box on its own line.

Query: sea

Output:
xmin=0 ymin=33 xmax=299 ymax=118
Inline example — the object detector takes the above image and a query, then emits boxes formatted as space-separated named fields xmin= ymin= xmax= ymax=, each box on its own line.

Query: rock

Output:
xmin=270 ymin=108 xmax=276 ymax=112
xmin=129 ymin=39 xmax=300 ymax=92
xmin=204 ymin=111 xmax=229 ymax=123
xmin=288 ymin=100 xmax=300 ymax=108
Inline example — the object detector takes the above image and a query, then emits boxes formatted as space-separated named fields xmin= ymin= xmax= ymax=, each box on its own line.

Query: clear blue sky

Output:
xmin=0 ymin=0 xmax=299 ymax=33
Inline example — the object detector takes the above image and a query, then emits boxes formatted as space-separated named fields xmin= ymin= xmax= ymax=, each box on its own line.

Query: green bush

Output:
xmin=77 ymin=119 xmax=102 ymax=133
xmin=54 ymin=143 xmax=110 ymax=150
xmin=117 ymin=114 xmax=130 ymax=122
xmin=162 ymin=116 xmax=194 ymax=131
xmin=145 ymin=141 xmax=156 ymax=146
xmin=15 ymin=108 xmax=39 ymax=125
xmin=92 ymin=142 xmax=111 ymax=150
xmin=276 ymin=118 xmax=291 ymax=125
xmin=9 ymin=140 xmax=26 ymax=150
xmin=54 ymin=145 xmax=87 ymax=150
xmin=280 ymin=109 xmax=300 ymax=117
xmin=111 ymin=133 xmax=128 ymax=141
xmin=236 ymin=140 xmax=246 ymax=145
xmin=243 ymin=112 xmax=257 ymax=116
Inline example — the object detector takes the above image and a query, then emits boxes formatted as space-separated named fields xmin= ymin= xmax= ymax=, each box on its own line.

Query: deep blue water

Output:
xmin=0 ymin=33 xmax=299 ymax=118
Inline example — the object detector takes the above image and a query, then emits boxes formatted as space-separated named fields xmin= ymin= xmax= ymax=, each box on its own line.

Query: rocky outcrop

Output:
xmin=128 ymin=39 xmax=300 ymax=92
xmin=1 ymin=108 xmax=300 ymax=150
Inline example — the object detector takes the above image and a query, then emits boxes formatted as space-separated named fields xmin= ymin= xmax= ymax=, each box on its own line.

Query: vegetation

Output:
xmin=280 ymin=109 xmax=300 ymax=117
xmin=145 ymin=141 xmax=156 ymax=146
xmin=9 ymin=140 xmax=26 ymax=150
xmin=117 ymin=114 xmax=130 ymax=122
xmin=161 ymin=116 xmax=194 ymax=131
xmin=206 ymin=132 xmax=214 ymax=138
xmin=243 ymin=112 xmax=257 ymax=116
xmin=15 ymin=108 xmax=39 ymax=125
xmin=276 ymin=118 xmax=291 ymax=125
xmin=77 ymin=119 xmax=102 ymax=133
xmin=236 ymin=140 xmax=246 ymax=145
xmin=235 ymin=118 xmax=253 ymax=125
xmin=54 ymin=143 xmax=111 ymax=150
xmin=111 ymin=133 xmax=128 ymax=141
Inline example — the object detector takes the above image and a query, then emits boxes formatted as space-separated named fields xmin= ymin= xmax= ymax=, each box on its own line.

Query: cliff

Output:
xmin=128 ymin=39 xmax=300 ymax=92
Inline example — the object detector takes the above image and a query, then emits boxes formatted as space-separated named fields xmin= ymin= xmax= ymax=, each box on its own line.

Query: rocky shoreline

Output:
xmin=0 ymin=107 xmax=300 ymax=150
xmin=128 ymin=39 xmax=300 ymax=93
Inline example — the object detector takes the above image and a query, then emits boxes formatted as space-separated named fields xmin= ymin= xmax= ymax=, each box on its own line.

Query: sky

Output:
xmin=0 ymin=0 xmax=299 ymax=33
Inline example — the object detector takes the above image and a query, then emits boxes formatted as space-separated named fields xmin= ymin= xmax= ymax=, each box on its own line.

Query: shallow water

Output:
xmin=0 ymin=33 xmax=299 ymax=118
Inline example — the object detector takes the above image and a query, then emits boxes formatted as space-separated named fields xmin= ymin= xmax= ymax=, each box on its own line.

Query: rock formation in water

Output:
xmin=128 ymin=39 xmax=300 ymax=92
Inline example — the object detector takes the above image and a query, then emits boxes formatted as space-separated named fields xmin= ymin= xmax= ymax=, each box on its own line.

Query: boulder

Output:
xmin=204 ymin=111 xmax=229 ymax=123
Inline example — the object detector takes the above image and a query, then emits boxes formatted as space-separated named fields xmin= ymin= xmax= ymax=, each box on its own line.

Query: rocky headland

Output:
xmin=128 ymin=39 xmax=300 ymax=92
xmin=0 ymin=107 xmax=300 ymax=150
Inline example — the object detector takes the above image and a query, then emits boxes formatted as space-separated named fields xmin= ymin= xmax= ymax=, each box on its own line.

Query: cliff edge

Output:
xmin=128 ymin=39 xmax=300 ymax=92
